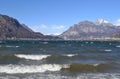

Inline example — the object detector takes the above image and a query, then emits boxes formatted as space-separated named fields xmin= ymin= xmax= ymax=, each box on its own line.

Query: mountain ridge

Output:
xmin=0 ymin=14 xmax=60 ymax=40
xmin=60 ymin=20 xmax=120 ymax=40
xmin=0 ymin=14 xmax=120 ymax=40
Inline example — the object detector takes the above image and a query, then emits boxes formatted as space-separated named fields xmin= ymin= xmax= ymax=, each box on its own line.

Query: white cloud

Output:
xmin=30 ymin=24 xmax=66 ymax=35
xmin=115 ymin=19 xmax=120 ymax=26
xmin=39 ymin=24 xmax=48 ymax=28
xmin=51 ymin=25 xmax=65 ymax=29
xmin=31 ymin=24 xmax=48 ymax=32
xmin=53 ymin=33 xmax=62 ymax=35
xmin=45 ymin=32 xmax=62 ymax=35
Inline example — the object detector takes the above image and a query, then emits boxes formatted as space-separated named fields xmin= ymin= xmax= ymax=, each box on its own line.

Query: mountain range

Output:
xmin=0 ymin=14 xmax=60 ymax=40
xmin=0 ymin=14 xmax=120 ymax=40
xmin=60 ymin=19 xmax=120 ymax=40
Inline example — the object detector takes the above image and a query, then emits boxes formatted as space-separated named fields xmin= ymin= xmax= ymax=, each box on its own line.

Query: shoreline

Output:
xmin=0 ymin=39 xmax=120 ymax=41
xmin=0 ymin=38 xmax=120 ymax=41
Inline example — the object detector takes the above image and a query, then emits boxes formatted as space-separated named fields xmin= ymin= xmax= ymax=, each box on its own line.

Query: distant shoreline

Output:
xmin=61 ymin=37 xmax=120 ymax=41
xmin=0 ymin=37 xmax=120 ymax=41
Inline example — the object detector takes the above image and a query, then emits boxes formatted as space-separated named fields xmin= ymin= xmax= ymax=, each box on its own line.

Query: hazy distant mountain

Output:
xmin=0 ymin=14 xmax=60 ymax=40
xmin=60 ymin=19 xmax=120 ymax=40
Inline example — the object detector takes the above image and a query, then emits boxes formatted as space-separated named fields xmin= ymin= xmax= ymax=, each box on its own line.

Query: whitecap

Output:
xmin=15 ymin=54 xmax=51 ymax=60
xmin=6 ymin=45 xmax=20 ymax=48
xmin=104 ymin=49 xmax=112 ymax=52
xmin=15 ymin=46 xmax=20 ymax=48
xmin=64 ymin=54 xmax=77 ymax=57
xmin=90 ymin=42 xmax=94 ymax=44
xmin=43 ymin=42 xmax=48 ymax=44
xmin=81 ymin=44 xmax=84 ymax=46
xmin=85 ymin=42 xmax=89 ymax=44
xmin=0 ymin=41 xmax=2 ymax=43
xmin=109 ymin=43 xmax=112 ymax=45
xmin=0 ymin=64 xmax=67 ymax=74
xmin=116 ymin=45 xmax=120 ymax=48
xmin=92 ymin=64 xmax=99 ymax=66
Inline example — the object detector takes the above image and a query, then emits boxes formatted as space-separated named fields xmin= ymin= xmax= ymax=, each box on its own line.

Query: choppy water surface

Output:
xmin=0 ymin=40 xmax=120 ymax=79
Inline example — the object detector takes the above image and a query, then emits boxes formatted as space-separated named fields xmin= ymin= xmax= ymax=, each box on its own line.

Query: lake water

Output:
xmin=0 ymin=40 xmax=120 ymax=79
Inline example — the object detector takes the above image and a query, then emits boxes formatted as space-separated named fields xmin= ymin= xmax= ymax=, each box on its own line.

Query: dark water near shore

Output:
xmin=0 ymin=40 xmax=120 ymax=79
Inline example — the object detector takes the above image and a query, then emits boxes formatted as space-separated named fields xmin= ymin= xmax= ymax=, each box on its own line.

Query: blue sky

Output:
xmin=0 ymin=0 xmax=120 ymax=35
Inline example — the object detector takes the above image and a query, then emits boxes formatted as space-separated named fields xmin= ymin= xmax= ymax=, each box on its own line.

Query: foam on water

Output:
xmin=43 ymin=42 xmax=48 ymax=44
xmin=0 ymin=41 xmax=2 ymax=43
xmin=64 ymin=54 xmax=77 ymax=57
xmin=6 ymin=45 xmax=20 ymax=48
xmin=116 ymin=45 xmax=120 ymax=48
xmin=15 ymin=54 xmax=51 ymax=60
xmin=104 ymin=49 xmax=112 ymax=52
xmin=0 ymin=64 xmax=67 ymax=74
xmin=90 ymin=42 xmax=94 ymax=44
xmin=93 ymin=63 xmax=99 ymax=66
xmin=109 ymin=43 xmax=112 ymax=45
xmin=75 ymin=73 xmax=120 ymax=79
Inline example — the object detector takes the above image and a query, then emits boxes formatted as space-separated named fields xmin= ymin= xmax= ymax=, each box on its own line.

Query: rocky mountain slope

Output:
xmin=0 ymin=14 xmax=60 ymax=40
xmin=60 ymin=19 xmax=120 ymax=40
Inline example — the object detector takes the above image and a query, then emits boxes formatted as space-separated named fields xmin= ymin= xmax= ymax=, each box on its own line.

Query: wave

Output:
xmin=15 ymin=54 xmax=51 ymax=60
xmin=0 ymin=54 xmax=78 ymax=62
xmin=0 ymin=55 xmax=21 ymax=61
xmin=63 ymin=54 xmax=77 ymax=57
xmin=6 ymin=45 xmax=20 ymax=48
xmin=0 ymin=62 xmax=118 ymax=74
xmin=0 ymin=41 xmax=2 ymax=43
xmin=15 ymin=54 xmax=78 ymax=61
xmin=43 ymin=42 xmax=48 ymax=44
xmin=104 ymin=49 xmax=112 ymax=52
xmin=62 ymin=63 xmax=117 ymax=73
xmin=116 ymin=45 xmax=120 ymax=48
xmin=0 ymin=73 xmax=120 ymax=79
xmin=0 ymin=64 xmax=68 ymax=74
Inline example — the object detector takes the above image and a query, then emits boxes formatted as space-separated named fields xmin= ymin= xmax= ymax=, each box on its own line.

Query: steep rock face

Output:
xmin=0 ymin=14 xmax=61 ymax=40
xmin=114 ymin=33 xmax=120 ymax=38
xmin=60 ymin=20 xmax=120 ymax=40
xmin=0 ymin=14 xmax=45 ymax=40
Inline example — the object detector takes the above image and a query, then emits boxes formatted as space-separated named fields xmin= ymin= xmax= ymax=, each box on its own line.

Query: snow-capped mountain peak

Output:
xmin=95 ymin=19 xmax=113 ymax=26
xmin=95 ymin=19 xmax=109 ymax=24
